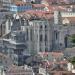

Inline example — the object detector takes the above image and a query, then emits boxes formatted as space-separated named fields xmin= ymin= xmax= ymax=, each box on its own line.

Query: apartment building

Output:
xmin=10 ymin=1 xmax=32 ymax=12
xmin=2 ymin=30 xmax=31 ymax=66
xmin=1 ymin=0 xmax=75 ymax=66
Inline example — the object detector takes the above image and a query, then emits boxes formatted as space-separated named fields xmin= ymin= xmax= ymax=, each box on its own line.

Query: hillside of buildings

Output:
xmin=0 ymin=0 xmax=75 ymax=75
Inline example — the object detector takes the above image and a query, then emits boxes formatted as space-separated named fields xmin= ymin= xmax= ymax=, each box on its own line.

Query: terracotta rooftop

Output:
xmin=62 ymin=17 xmax=75 ymax=22
xmin=47 ymin=5 xmax=67 ymax=11
xmin=17 ymin=2 xmax=26 ymax=5
xmin=32 ymin=4 xmax=45 ymax=7
xmin=38 ymin=52 xmax=63 ymax=56
xmin=51 ymin=52 xmax=63 ymax=56
xmin=25 ymin=10 xmax=50 ymax=14
xmin=50 ymin=71 xmax=75 ymax=75
xmin=12 ymin=0 xmax=27 ymax=5
xmin=42 ymin=60 xmax=68 ymax=66
xmin=47 ymin=6 xmax=55 ymax=11
xmin=44 ymin=0 xmax=70 ymax=3
xmin=60 ymin=60 xmax=68 ymax=64
xmin=17 ymin=10 xmax=53 ymax=19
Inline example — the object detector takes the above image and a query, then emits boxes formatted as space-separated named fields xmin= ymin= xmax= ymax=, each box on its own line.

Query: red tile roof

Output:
xmin=42 ymin=60 xmax=68 ymax=66
xmin=62 ymin=17 xmax=75 ymax=22
xmin=47 ymin=6 xmax=55 ymax=11
xmin=60 ymin=60 xmax=68 ymax=64
xmin=42 ymin=60 xmax=53 ymax=66
xmin=32 ymin=4 xmax=45 ymax=7
xmin=25 ymin=10 xmax=49 ymax=13
xmin=17 ymin=10 xmax=53 ymax=19
xmin=44 ymin=0 xmax=69 ymax=4
xmin=12 ymin=0 xmax=27 ymax=5
xmin=47 ymin=5 xmax=67 ymax=11
xmin=39 ymin=52 xmax=63 ymax=56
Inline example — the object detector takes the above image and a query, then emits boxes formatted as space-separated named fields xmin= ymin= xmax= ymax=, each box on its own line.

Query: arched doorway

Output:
xmin=64 ymin=36 xmax=68 ymax=48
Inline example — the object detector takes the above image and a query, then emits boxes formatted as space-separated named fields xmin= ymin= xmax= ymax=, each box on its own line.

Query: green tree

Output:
xmin=31 ymin=1 xmax=35 ymax=4
xmin=68 ymin=34 xmax=75 ymax=47
xmin=71 ymin=34 xmax=75 ymax=43
xmin=68 ymin=57 xmax=75 ymax=64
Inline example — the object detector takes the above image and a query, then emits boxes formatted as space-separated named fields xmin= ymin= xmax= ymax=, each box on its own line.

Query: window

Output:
xmin=40 ymin=47 xmax=42 ymax=52
xmin=56 ymin=32 xmax=58 ymax=40
xmin=45 ymin=25 xmax=47 ymax=29
xmin=0 ymin=60 xmax=2 ymax=64
xmin=26 ymin=29 xmax=29 ymax=40
xmin=30 ymin=29 xmax=33 ymax=41
xmin=40 ymin=34 xmax=43 ymax=42
xmin=45 ymin=47 xmax=48 ymax=52
xmin=8 ymin=19 xmax=11 ymax=30
xmin=14 ymin=57 xmax=18 ymax=62
xmin=14 ymin=36 xmax=16 ymax=40
xmin=54 ymin=31 xmax=58 ymax=40
xmin=45 ymin=34 xmax=47 ymax=41
xmin=40 ymin=25 xmax=42 ymax=29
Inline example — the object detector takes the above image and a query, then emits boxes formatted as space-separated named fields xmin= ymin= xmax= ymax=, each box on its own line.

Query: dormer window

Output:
xmin=63 ymin=18 xmax=70 ymax=25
